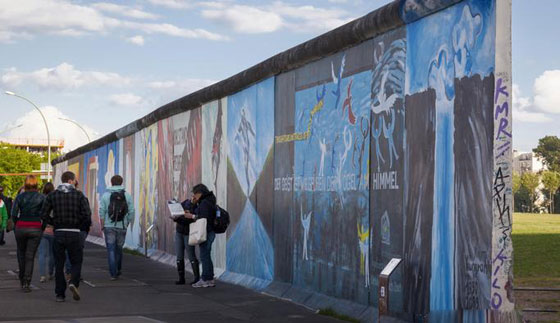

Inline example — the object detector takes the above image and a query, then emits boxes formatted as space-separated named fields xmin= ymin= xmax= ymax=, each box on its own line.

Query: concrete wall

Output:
xmin=53 ymin=0 xmax=516 ymax=321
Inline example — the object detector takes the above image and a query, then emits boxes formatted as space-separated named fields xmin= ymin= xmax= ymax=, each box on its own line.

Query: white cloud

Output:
xmin=533 ymin=70 xmax=560 ymax=114
xmin=148 ymin=78 xmax=215 ymax=92
xmin=0 ymin=0 xmax=226 ymax=42
xmin=147 ymin=0 xmax=192 ymax=9
xmin=202 ymin=5 xmax=283 ymax=33
xmin=147 ymin=78 xmax=216 ymax=104
xmin=92 ymin=3 xmax=159 ymax=20
xmin=119 ymin=21 xmax=228 ymax=40
xmin=109 ymin=93 xmax=143 ymax=106
xmin=1 ymin=63 xmax=132 ymax=90
xmin=512 ymin=84 xmax=552 ymax=123
xmin=1 ymin=106 xmax=97 ymax=152
xmin=200 ymin=2 xmax=352 ymax=34
xmin=271 ymin=2 xmax=352 ymax=32
xmin=126 ymin=35 xmax=145 ymax=45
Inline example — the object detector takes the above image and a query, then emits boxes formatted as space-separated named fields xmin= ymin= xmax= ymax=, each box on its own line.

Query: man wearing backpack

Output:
xmin=99 ymin=175 xmax=134 ymax=280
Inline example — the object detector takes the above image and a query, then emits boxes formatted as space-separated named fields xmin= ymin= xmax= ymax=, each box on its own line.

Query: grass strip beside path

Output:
xmin=513 ymin=213 xmax=560 ymax=287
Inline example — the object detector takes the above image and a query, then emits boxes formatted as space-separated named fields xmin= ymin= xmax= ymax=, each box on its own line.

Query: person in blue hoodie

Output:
xmin=99 ymin=175 xmax=134 ymax=280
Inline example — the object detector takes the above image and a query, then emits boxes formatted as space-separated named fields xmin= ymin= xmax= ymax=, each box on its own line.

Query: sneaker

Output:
xmin=192 ymin=279 xmax=215 ymax=288
xmin=110 ymin=276 xmax=117 ymax=281
xmin=68 ymin=284 xmax=80 ymax=301
xmin=56 ymin=296 xmax=65 ymax=302
xmin=40 ymin=276 xmax=47 ymax=283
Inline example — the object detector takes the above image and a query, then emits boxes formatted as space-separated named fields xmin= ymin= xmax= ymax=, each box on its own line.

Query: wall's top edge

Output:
xmin=52 ymin=0 xmax=461 ymax=166
xmin=399 ymin=0 xmax=464 ymax=24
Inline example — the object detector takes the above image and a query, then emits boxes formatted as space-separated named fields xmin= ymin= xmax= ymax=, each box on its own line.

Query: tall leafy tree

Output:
xmin=0 ymin=144 xmax=48 ymax=197
xmin=521 ymin=172 xmax=540 ymax=213
xmin=541 ymin=171 xmax=560 ymax=214
xmin=533 ymin=136 xmax=560 ymax=172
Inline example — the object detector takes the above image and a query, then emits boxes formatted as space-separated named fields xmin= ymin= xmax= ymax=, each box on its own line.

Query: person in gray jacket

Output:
xmin=99 ymin=175 xmax=134 ymax=280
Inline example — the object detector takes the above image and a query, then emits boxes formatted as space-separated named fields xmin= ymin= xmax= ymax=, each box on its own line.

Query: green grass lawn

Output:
xmin=513 ymin=213 xmax=560 ymax=287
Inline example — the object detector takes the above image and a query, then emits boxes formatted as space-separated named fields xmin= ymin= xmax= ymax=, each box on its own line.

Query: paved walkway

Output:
xmin=0 ymin=233 xmax=339 ymax=323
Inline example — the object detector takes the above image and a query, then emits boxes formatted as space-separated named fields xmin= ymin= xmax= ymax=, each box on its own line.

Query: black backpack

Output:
xmin=108 ymin=190 xmax=128 ymax=223
xmin=213 ymin=205 xmax=230 ymax=234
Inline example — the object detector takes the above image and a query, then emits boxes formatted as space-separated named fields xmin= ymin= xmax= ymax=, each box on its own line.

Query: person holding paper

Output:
xmin=184 ymin=184 xmax=217 ymax=288
xmin=172 ymin=199 xmax=199 ymax=285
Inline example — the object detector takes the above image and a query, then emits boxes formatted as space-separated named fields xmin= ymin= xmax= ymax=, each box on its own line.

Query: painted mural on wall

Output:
xmin=292 ymin=60 xmax=371 ymax=302
xmin=51 ymin=0 xmax=512 ymax=320
xmin=82 ymin=142 xmax=119 ymax=237
xmin=368 ymin=27 xmax=406 ymax=312
xmin=405 ymin=0 xmax=496 ymax=317
xmin=225 ymin=78 xmax=275 ymax=290
xmin=136 ymin=124 xmax=158 ymax=251
xmin=201 ymin=99 xmax=227 ymax=275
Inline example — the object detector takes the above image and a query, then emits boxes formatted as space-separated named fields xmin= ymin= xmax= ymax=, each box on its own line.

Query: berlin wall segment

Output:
xmin=52 ymin=0 xmax=515 ymax=321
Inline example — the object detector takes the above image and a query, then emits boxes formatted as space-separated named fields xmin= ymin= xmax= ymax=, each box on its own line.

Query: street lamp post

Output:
xmin=58 ymin=117 xmax=91 ymax=143
xmin=0 ymin=124 xmax=23 ymax=136
xmin=4 ymin=91 xmax=52 ymax=181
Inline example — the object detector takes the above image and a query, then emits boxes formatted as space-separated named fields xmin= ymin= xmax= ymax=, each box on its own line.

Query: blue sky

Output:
xmin=0 ymin=0 xmax=558 ymax=153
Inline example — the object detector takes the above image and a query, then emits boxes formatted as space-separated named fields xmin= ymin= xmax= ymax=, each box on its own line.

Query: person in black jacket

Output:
xmin=184 ymin=183 xmax=217 ymax=288
xmin=41 ymin=171 xmax=91 ymax=302
xmin=0 ymin=185 xmax=13 ymax=245
xmin=173 ymin=199 xmax=199 ymax=285
xmin=11 ymin=176 xmax=45 ymax=292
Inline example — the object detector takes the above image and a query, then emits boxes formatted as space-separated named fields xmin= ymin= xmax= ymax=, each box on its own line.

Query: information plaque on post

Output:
xmin=378 ymin=258 xmax=402 ymax=319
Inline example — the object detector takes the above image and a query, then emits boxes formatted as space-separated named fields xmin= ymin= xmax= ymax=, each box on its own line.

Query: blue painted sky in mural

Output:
xmin=406 ymin=0 xmax=495 ymax=95
xmin=294 ymin=69 xmax=371 ymax=181
xmin=226 ymin=200 xmax=274 ymax=288
xmin=227 ymin=78 xmax=274 ymax=197
xmin=82 ymin=142 xmax=120 ymax=196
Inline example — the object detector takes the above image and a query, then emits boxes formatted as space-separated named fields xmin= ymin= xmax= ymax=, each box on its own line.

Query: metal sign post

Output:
xmin=379 ymin=258 xmax=402 ymax=320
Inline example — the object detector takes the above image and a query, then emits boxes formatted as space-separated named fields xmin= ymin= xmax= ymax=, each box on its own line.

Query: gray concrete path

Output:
xmin=0 ymin=233 xmax=339 ymax=323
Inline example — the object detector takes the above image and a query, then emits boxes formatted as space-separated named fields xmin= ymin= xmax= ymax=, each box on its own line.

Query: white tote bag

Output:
xmin=188 ymin=218 xmax=207 ymax=246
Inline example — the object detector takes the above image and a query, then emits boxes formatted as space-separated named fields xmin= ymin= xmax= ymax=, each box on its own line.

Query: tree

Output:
xmin=0 ymin=144 xmax=47 ymax=197
xmin=533 ymin=136 xmax=560 ymax=172
xmin=521 ymin=172 xmax=540 ymax=213
xmin=513 ymin=172 xmax=521 ymax=194
xmin=541 ymin=171 xmax=560 ymax=214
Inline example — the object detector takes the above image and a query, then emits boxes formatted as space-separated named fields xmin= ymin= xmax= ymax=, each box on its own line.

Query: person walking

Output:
xmin=184 ymin=184 xmax=217 ymax=288
xmin=0 ymin=186 xmax=13 ymax=245
xmin=11 ymin=175 xmax=45 ymax=292
xmin=64 ymin=180 xmax=90 ymax=281
xmin=173 ymin=198 xmax=199 ymax=285
xmin=41 ymin=171 xmax=91 ymax=302
xmin=38 ymin=182 xmax=55 ymax=283
xmin=0 ymin=194 xmax=8 ymax=247
xmin=99 ymin=175 xmax=134 ymax=280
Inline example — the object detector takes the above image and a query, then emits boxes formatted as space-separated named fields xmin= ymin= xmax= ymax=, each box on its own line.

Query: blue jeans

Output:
xmin=104 ymin=227 xmax=127 ymax=278
xmin=38 ymin=234 xmax=55 ymax=277
xmin=199 ymin=231 xmax=215 ymax=281
xmin=54 ymin=231 xmax=82 ymax=298
xmin=175 ymin=231 xmax=197 ymax=263
xmin=65 ymin=231 xmax=87 ymax=274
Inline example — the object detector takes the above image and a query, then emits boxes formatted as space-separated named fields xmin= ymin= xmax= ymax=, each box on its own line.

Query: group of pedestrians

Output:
xmin=0 ymin=171 xmax=219 ymax=302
